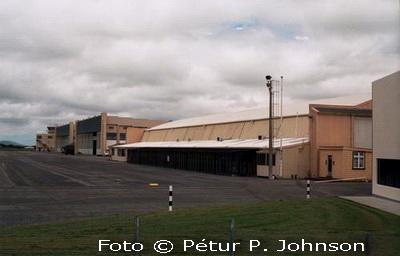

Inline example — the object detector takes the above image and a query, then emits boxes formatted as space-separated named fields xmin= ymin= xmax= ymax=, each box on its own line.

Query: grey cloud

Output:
xmin=0 ymin=0 xmax=398 ymax=145
xmin=0 ymin=117 xmax=30 ymax=126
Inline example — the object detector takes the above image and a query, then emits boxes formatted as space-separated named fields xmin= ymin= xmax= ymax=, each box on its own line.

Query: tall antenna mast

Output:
xmin=266 ymin=75 xmax=274 ymax=179
xmin=279 ymin=76 xmax=283 ymax=177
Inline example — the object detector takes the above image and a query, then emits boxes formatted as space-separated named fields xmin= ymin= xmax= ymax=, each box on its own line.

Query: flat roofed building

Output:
xmin=55 ymin=122 xmax=75 ymax=152
xmin=76 ymin=112 xmax=165 ymax=155
xmin=372 ymin=70 xmax=400 ymax=201
xmin=36 ymin=126 xmax=56 ymax=151
xmin=309 ymin=97 xmax=372 ymax=180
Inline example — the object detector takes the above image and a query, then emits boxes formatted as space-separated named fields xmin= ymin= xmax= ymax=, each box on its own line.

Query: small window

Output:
xmin=257 ymin=153 xmax=276 ymax=166
xmin=107 ymin=133 xmax=117 ymax=140
xmin=48 ymin=136 xmax=53 ymax=139
xmin=111 ymin=148 xmax=115 ymax=155
xmin=37 ymin=135 xmax=42 ymax=139
xmin=378 ymin=159 xmax=400 ymax=188
xmin=120 ymin=133 xmax=126 ymax=140
xmin=352 ymin=151 xmax=365 ymax=170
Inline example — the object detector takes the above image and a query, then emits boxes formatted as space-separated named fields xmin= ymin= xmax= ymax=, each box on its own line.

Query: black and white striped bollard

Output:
xmin=306 ymin=179 xmax=310 ymax=199
xmin=169 ymin=185 xmax=173 ymax=211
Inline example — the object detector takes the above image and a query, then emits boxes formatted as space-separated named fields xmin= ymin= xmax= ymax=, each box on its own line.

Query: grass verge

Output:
xmin=1 ymin=197 xmax=399 ymax=255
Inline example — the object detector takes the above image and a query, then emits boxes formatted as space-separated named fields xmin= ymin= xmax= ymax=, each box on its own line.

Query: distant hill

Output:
xmin=0 ymin=140 xmax=26 ymax=147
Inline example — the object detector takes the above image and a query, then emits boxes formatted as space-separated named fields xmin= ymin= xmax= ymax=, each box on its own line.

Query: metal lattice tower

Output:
xmin=271 ymin=79 xmax=283 ymax=142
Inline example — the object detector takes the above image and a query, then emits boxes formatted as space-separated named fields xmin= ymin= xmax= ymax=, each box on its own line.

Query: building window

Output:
xmin=378 ymin=159 xmax=400 ymax=188
xmin=111 ymin=148 xmax=115 ymax=155
xmin=120 ymin=133 xmax=126 ymax=140
xmin=352 ymin=151 xmax=365 ymax=170
xmin=107 ymin=133 xmax=117 ymax=140
xmin=37 ymin=135 xmax=42 ymax=139
xmin=257 ymin=153 xmax=276 ymax=166
xmin=48 ymin=136 xmax=53 ymax=139
xmin=118 ymin=149 xmax=126 ymax=157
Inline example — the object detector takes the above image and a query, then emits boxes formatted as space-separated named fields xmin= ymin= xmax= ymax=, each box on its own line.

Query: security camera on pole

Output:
xmin=266 ymin=75 xmax=274 ymax=180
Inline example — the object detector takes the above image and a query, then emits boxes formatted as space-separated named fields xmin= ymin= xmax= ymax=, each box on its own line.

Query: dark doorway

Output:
xmin=92 ymin=140 xmax=97 ymax=155
xmin=327 ymin=155 xmax=333 ymax=177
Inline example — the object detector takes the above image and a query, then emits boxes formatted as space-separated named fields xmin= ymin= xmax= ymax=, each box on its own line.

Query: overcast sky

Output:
xmin=0 ymin=0 xmax=399 ymax=145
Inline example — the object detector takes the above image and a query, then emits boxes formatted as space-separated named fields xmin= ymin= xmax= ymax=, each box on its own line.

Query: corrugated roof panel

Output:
xmin=142 ymin=131 xmax=150 ymax=141
xmin=184 ymin=126 xmax=205 ymax=141
xmin=225 ymin=122 xmax=245 ymax=139
xmin=146 ymin=130 xmax=168 ymax=142
xmin=202 ymin=125 xmax=214 ymax=140
xmin=209 ymin=124 xmax=228 ymax=140
xmin=277 ymin=116 xmax=309 ymax=138
xmin=239 ymin=120 xmax=269 ymax=139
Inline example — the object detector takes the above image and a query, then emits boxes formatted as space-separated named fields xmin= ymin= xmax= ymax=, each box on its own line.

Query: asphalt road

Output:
xmin=0 ymin=151 xmax=372 ymax=226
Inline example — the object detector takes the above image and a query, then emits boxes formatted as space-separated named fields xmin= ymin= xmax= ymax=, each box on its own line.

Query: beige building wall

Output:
xmin=256 ymin=144 xmax=310 ymax=178
xmin=319 ymin=148 xmax=372 ymax=180
xmin=309 ymin=104 xmax=372 ymax=178
xmin=317 ymin=115 xmax=352 ymax=147
xmin=372 ymin=71 xmax=400 ymax=201
xmin=126 ymin=128 xmax=146 ymax=143
xmin=282 ymin=144 xmax=310 ymax=178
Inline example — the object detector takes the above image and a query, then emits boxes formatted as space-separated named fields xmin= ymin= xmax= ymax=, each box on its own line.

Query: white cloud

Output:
xmin=0 ymin=0 xmax=398 ymax=145
xmin=295 ymin=36 xmax=309 ymax=41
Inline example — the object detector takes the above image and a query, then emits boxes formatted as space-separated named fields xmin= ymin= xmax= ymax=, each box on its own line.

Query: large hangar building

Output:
xmin=116 ymin=106 xmax=310 ymax=177
xmin=114 ymin=95 xmax=373 ymax=179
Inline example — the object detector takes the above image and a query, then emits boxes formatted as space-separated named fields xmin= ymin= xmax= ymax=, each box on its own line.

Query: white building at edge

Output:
xmin=372 ymin=70 xmax=400 ymax=201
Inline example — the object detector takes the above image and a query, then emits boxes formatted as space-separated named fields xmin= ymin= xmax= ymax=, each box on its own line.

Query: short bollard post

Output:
xmin=134 ymin=216 xmax=140 ymax=256
xmin=307 ymin=179 xmax=310 ymax=199
xmin=229 ymin=219 xmax=235 ymax=256
xmin=169 ymin=185 xmax=173 ymax=211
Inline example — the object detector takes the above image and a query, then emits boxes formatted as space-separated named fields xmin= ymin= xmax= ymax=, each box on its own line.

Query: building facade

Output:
xmin=55 ymin=122 xmax=75 ymax=152
xmin=36 ymin=126 xmax=56 ymax=151
xmin=372 ymin=71 xmax=400 ymax=201
xmin=309 ymin=101 xmax=372 ymax=180
xmin=110 ymin=127 xmax=147 ymax=162
xmin=75 ymin=112 xmax=165 ymax=155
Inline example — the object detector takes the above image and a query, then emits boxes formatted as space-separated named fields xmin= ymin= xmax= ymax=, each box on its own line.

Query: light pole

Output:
xmin=266 ymin=75 xmax=274 ymax=179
